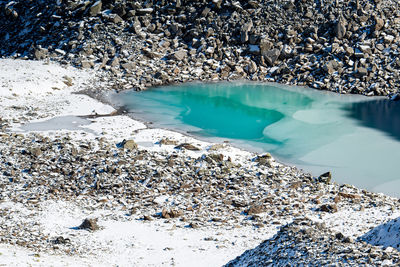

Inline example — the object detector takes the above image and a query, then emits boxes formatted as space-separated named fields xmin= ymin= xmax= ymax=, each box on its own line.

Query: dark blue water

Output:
xmin=111 ymin=82 xmax=400 ymax=197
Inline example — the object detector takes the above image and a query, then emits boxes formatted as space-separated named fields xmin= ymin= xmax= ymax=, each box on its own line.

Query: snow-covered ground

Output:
xmin=1 ymin=59 xmax=400 ymax=266
xmin=0 ymin=59 xmax=269 ymax=266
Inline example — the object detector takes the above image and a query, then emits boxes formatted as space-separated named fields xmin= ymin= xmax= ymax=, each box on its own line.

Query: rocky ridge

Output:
xmin=1 ymin=0 xmax=400 ymax=95
xmin=225 ymin=218 xmax=400 ymax=266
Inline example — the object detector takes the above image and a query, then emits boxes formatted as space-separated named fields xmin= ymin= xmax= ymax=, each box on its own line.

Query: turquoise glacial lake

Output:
xmin=112 ymin=82 xmax=400 ymax=197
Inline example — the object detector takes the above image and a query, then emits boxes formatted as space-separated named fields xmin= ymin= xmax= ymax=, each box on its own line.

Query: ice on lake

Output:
xmin=112 ymin=82 xmax=400 ymax=197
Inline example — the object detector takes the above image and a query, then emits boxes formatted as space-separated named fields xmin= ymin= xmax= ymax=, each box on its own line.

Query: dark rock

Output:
xmin=263 ymin=49 xmax=281 ymax=66
xmin=52 ymin=236 xmax=71 ymax=244
xmin=318 ymin=204 xmax=338 ymax=213
xmin=175 ymin=143 xmax=200 ymax=151
xmin=254 ymin=153 xmax=272 ymax=165
xmin=143 ymin=215 xmax=153 ymax=221
xmin=232 ymin=199 xmax=247 ymax=208
xmin=335 ymin=232 xmax=345 ymax=240
xmin=355 ymin=67 xmax=368 ymax=77
xmin=188 ymin=222 xmax=199 ymax=229
xmin=78 ymin=218 xmax=99 ymax=231
xmin=318 ymin=172 xmax=331 ymax=184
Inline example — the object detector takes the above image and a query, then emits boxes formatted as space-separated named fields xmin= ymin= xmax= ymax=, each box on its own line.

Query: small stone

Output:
xmin=63 ymin=76 xmax=73 ymax=86
xmin=356 ymin=67 xmax=368 ymax=77
xmin=143 ymin=215 xmax=153 ymax=221
xmin=161 ymin=208 xmax=170 ymax=219
xmin=259 ymin=38 xmax=273 ymax=55
xmin=109 ymin=14 xmax=123 ymax=24
xmin=52 ymin=236 xmax=70 ymax=245
xmin=246 ymin=60 xmax=258 ymax=74
xmin=78 ymin=218 xmax=99 ymax=231
xmin=34 ymin=48 xmax=48 ymax=60
xmin=246 ymin=205 xmax=265 ymax=215
xmin=175 ymin=143 xmax=200 ymax=151
xmin=338 ymin=192 xmax=361 ymax=199
xmin=123 ymin=140 xmax=137 ymax=150
xmin=188 ymin=222 xmax=199 ymax=229
xmin=374 ymin=16 xmax=385 ymax=31
xmin=81 ymin=60 xmax=94 ymax=69
xmin=335 ymin=232 xmax=344 ymax=240
xmin=240 ymin=21 xmax=253 ymax=43
xmin=171 ymin=50 xmax=187 ymax=61
xmin=318 ymin=172 xmax=331 ymax=184
xmin=159 ymin=138 xmax=178 ymax=145
xmin=318 ymin=204 xmax=338 ymax=213
xmin=30 ymin=147 xmax=42 ymax=157
xmin=254 ymin=153 xmax=272 ymax=166
xmin=335 ymin=15 xmax=347 ymax=39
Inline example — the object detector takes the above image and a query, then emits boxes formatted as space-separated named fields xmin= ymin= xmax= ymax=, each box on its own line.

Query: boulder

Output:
xmin=246 ymin=60 xmax=258 ymax=74
xmin=171 ymin=50 xmax=187 ymax=61
xmin=89 ymin=1 xmax=102 ymax=16
xmin=263 ymin=48 xmax=281 ymax=66
xmin=34 ymin=47 xmax=48 ymax=60
xmin=78 ymin=218 xmax=99 ymax=231
xmin=335 ymin=15 xmax=347 ymax=39
xmin=323 ymin=60 xmax=338 ymax=75
xmin=259 ymin=38 xmax=273 ymax=55
xmin=374 ymin=16 xmax=385 ymax=31
xmin=240 ymin=21 xmax=253 ymax=43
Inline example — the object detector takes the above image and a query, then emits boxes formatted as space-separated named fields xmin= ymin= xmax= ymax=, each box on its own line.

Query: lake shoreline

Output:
xmin=1 ymin=59 xmax=400 ymax=265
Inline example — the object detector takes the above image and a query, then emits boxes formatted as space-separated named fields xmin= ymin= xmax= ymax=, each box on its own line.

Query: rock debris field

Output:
xmin=1 ymin=0 xmax=400 ymax=95
xmin=1 ymin=0 xmax=400 ymax=266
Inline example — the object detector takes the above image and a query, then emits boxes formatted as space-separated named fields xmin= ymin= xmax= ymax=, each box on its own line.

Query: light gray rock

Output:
xmin=335 ymin=15 xmax=347 ymax=39
xmin=240 ymin=21 xmax=253 ymax=43
xmin=171 ymin=50 xmax=187 ymax=61
xmin=90 ymin=1 xmax=102 ymax=16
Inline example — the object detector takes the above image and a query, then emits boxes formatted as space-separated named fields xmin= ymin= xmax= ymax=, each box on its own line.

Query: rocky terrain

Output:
xmin=0 ymin=59 xmax=399 ymax=265
xmin=1 ymin=0 xmax=400 ymax=266
xmin=2 ymin=128 xmax=400 ymax=265
xmin=1 ymin=0 xmax=400 ymax=95
xmin=226 ymin=218 xmax=400 ymax=266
